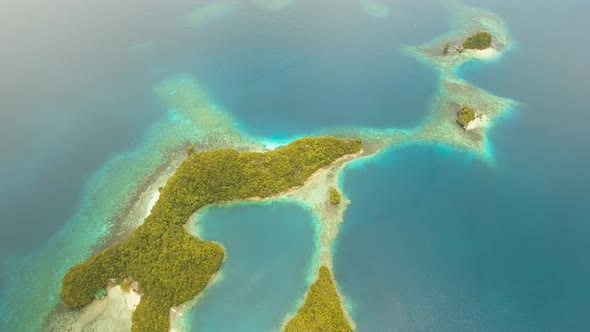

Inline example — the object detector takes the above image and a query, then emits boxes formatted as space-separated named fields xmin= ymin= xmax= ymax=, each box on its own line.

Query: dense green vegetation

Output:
xmin=456 ymin=106 xmax=477 ymax=128
xmin=60 ymin=136 xmax=361 ymax=332
xmin=329 ymin=188 xmax=341 ymax=205
xmin=284 ymin=266 xmax=352 ymax=332
xmin=462 ymin=31 xmax=492 ymax=50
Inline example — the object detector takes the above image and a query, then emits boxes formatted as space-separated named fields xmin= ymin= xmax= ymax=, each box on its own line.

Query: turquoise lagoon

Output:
xmin=186 ymin=202 xmax=318 ymax=332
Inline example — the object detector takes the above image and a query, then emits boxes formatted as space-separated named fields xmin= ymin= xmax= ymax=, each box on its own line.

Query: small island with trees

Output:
xmin=456 ymin=105 xmax=487 ymax=130
xmin=441 ymin=31 xmax=493 ymax=55
xmin=329 ymin=188 xmax=341 ymax=205
xmin=60 ymin=136 xmax=362 ymax=332
xmin=462 ymin=31 xmax=493 ymax=50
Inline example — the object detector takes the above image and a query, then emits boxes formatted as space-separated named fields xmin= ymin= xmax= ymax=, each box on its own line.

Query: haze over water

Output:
xmin=1 ymin=0 xmax=590 ymax=331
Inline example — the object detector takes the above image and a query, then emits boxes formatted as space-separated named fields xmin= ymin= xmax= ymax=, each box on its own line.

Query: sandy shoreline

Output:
xmin=70 ymin=284 xmax=141 ymax=332
xmin=69 ymin=183 xmax=156 ymax=330
xmin=469 ymin=47 xmax=500 ymax=60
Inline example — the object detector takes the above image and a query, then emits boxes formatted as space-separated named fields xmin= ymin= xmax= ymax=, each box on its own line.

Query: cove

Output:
xmin=187 ymin=201 xmax=318 ymax=332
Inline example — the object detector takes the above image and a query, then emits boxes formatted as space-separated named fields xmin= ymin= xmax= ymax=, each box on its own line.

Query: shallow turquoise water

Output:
xmin=188 ymin=202 xmax=317 ymax=332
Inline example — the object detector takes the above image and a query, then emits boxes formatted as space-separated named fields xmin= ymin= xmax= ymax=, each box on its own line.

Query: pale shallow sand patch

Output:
xmin=465 ymin=113 xmax=489 ymax=130
xmin=68 ymin=285 xmax=136 ymax=332
xmin=46 ymin=310 xmax=79 ymax=332
xmin=123 ymin=289 xmax=141 ymax=311
xmin=85 ymin=286 xmax=132 ymax=332
xmin=259 ymin=137 xmax=297 ymax=151
xmin=115 ymin=160 xmax=180 ymax=237
xmin=71 ymin=294 xmax=109 ymax=332
xmin=282 ymin=151 xmax=363 ymax=269
xmin=154 ymin=76 xmax=265 ymax=152
xmin=468 ymin=47 xmax=499 ymax=60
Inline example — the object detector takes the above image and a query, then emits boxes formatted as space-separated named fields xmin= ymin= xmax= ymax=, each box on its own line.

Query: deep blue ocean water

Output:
xmin=1 ymin=0 xmax=589 ymax=331
xmin=137 ymin=0 xmax=445 ymax=138
xmin=334 ymin=1 xmax=590 ymax=331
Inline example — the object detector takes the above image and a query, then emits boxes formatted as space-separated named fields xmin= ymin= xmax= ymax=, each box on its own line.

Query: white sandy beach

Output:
xmin=469 ymin=47 xmax=499 ymax=60
xmin=123 ymin=288 xmax=141 ymax=311
xmin=88 ymin=286 xmax=131 ymax=332
xmin=71 ymin=292 xmax=109 ymax=332
xmin=70 ymin=284 xmax=141 ymax=332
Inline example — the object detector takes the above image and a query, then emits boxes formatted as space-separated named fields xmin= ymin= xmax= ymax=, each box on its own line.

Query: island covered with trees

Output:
xmin=329 ymin=188 xmax=341 ymax=205
xmin=284 ymin=266 xmax=352 ymax=332
xmin=462 ymin=31 xmax=493 ymax=50
xmin=456 ymin=105 xmax=477 ymax=128
xmin=60 ymin=136 xmax=362 ymax=331
xmin=456 ymin=105 xmax=487 ymax=130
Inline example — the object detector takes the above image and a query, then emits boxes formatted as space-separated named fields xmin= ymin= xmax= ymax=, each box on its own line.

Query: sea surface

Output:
xmin=1 ymin=0 xmax=589 ymax=331
xmin=187 ymin=202 xmax=317 ymax=331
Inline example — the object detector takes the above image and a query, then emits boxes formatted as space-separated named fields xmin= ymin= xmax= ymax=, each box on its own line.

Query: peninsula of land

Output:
xmin=60 ymin=136 xmax=361 ymax=331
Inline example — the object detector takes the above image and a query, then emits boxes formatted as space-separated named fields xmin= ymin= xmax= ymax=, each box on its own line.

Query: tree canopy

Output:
xmin=462 ymin=31 xmax=492 ymax=50
xmin=329 ymin=188 xmax=341 ymax=205
xmin=284 ymin=266 xmax=352 ymax=332
xmin=456 ymin=105 xmax=477 ymax=128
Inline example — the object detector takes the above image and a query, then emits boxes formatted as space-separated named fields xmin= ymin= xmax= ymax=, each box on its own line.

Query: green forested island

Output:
xmin=60 ymin=136 xmax=361 ymax=331
xmin=329 ymin=188 xmax=341 ymax=205
xmin=284 ymin=266 xmax=352 ymax=332
xmin=462 ymin=31 xmax=493 ymax=50
xmin=456 ymin=105 xmax=477 ymax=129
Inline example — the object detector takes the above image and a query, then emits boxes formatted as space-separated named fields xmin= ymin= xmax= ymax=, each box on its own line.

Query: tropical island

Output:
xmin=329 ymin=188 xmax=341 ymax=205
xmin=462 ymin=31 xmax=493 ymax=50
xmin=456 ymin=105 xmax=487 ymax=130
xmin=441 ymin=31 xmax=493 ymax=55
xmin=60 ymin=136 xmax=362 ymax=331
